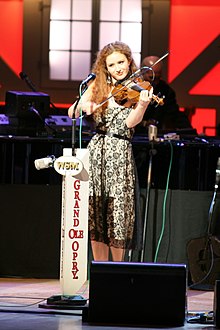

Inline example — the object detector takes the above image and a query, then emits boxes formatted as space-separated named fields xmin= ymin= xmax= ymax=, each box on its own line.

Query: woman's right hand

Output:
xmin=83 ymin=101 xmax=98 ymax=115
xmin=68 ymin=101 xmax=98 ymax=118
xmin=68 ymin=103 xmax=76 ymax=118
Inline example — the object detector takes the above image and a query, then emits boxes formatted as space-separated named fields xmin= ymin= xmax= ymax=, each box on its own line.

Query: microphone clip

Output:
xmin=81 ymin=73 xmax=96 ymax=86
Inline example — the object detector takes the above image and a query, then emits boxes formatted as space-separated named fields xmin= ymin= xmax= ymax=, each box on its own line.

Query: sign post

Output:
xmin=36 ymin=147 xmax=89 ymax=308
xmin=55 ymin=148 xmax=89 ymax=296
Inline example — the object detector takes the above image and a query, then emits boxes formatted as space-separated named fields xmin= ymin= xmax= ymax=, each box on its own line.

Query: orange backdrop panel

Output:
xmin=0 ymin=0 xmax=23 ymax=75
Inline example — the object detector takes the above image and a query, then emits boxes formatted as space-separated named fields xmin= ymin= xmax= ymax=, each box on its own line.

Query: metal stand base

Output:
xmin=39 ymin=294 xmax=87 ymax=310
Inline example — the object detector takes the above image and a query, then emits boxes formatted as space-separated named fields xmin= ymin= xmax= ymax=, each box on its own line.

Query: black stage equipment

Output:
xmin=5 ymin=90 xmax=50 ymax=136
xmin=83 ymin=261 xmax=187 ymax=327
xmin=187 ymin=157 xmax=220 ymax=290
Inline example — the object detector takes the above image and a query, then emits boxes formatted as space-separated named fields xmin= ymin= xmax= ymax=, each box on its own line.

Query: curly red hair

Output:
xmin=89 ymin=41 xmax=138 ymax=118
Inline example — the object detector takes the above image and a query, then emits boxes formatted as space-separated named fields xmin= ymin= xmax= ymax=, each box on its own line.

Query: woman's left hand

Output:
xmin=126 ymin=86 xmax=154 ymax=128
xmin=139 ymin=87 xmax=153 ymax=105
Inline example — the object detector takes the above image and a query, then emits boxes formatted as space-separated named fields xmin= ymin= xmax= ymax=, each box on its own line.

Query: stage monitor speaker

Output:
xmin=85 ymin=261 xmax=187 ymax=327
xmin=5 ymin=90 xmax=50 ymax=119
xmin=5 ymin=91 xmax=50 ymax=136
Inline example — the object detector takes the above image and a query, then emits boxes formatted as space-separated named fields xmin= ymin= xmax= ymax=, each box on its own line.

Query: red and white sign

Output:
xmin=57 ymin=148 xmax=89 ymax=295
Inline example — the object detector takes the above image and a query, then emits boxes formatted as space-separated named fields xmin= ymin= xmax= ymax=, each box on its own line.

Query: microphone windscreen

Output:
xmin=19 ymin=72 xmax=27 ymax=80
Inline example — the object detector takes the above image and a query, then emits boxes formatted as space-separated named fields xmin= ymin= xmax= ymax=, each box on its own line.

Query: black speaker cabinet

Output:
xmin=5 ymin=90 xmax=50 ymax=119
xmin=85 ymin=261 xmax=187 ymax=327
xmin=5 ymin=91 xmax=50 ymax=136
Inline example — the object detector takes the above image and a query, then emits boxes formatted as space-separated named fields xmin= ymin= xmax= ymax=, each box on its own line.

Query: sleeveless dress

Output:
xmin=88 ymin=98 xmax=142 ymax=250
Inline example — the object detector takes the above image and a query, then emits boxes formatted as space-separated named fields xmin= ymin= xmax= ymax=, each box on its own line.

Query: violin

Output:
xmin=111 ymin=80 xmax=164 ymax=107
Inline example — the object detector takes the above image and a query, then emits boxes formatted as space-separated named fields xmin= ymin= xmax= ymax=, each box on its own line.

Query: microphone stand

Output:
xmin=19 ymin=71 xmax=57 ymax=110
xmin=71 ymin=97 xmax=80 ymax=156
xmin=140 ymin=126 xmax=158 ymax=262
xmin=71 ymin=83 xmax=88 ymax=156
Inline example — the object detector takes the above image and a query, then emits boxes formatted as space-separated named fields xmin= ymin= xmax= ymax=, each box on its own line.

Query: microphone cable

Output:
xmin=28 ymin=105 xmax=57 ymax=134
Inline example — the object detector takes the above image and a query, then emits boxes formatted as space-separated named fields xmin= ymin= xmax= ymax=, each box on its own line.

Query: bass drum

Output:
xmin=187 ymin=235 xmax=220 ymax=288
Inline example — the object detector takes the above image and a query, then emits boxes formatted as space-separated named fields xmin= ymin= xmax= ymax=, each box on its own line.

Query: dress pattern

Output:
xmin=88 ymin=102 xmax=138 ymax=249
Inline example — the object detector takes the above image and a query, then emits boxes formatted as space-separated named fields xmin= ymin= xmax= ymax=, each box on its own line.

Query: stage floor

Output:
xmin=0 ymin=277 xmax=215 ymax=329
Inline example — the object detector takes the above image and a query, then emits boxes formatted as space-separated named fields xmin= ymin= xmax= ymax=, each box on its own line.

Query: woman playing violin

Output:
xmin=68 ymin=41 xmax=153 ymax=262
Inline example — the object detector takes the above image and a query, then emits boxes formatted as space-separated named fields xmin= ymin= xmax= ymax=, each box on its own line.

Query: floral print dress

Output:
xmin=88 ymin=98 xmax=141 ymax=250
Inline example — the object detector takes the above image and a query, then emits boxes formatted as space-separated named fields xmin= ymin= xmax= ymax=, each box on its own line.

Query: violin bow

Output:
xmin=150 ymin=51 xmax=169 ymax=68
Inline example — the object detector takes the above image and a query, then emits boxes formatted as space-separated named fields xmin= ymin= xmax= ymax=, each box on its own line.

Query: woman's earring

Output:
xmin=107 ymin=74 xmax=112 ymax=84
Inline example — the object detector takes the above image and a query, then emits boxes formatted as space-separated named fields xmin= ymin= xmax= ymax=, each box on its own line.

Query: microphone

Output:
xmin=81 ymin=73 xmax=96 ymax=85
xmin=148 ymin=124 xmax=158 ymax=141
xmin=34 ymin=155 xmax=56 ymax=170
xmin=19 ymin=72 xmax=37 ymax=92
xmin=215 ymin=157 xmax=220 ymax=188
